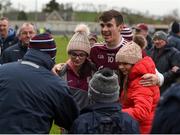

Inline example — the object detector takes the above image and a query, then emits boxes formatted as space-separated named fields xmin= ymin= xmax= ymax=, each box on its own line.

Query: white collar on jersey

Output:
xmin=105 ymin=36 xmax=125 ymax=49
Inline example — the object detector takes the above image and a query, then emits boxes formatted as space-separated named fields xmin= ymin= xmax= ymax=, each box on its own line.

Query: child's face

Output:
xmin=118 ymin=62 xmax=133 ymax=75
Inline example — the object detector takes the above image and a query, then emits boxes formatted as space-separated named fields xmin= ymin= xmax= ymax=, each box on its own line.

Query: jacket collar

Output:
xmin=22 ymin=49 xmax=55 ymax=70
xmin=81 ymin=102 xmax=121 ymax=114
xmin=0 ymin=28 xmax=16 ymax=42
xmin=18 ymin=41 xmax=28 ymax=51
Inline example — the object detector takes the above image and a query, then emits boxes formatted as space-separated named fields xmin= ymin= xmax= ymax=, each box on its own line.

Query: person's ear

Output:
xmin=119 ymin=24 xmax=124 ymax=32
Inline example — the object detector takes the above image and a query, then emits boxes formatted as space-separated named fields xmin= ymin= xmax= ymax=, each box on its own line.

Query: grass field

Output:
xmin=54 ymin=35 xmax=70 ymax=63
xmin=49 ymin=35 xmax=70 ymax=134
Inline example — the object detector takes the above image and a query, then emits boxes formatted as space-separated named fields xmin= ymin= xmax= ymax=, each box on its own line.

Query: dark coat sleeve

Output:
xmin=53 ymin=91 xmax=79 ymax=130
xmin=151 ymin=98 xmax=180 ymax=133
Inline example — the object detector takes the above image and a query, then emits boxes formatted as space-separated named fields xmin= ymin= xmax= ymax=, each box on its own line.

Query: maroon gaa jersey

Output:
xmin=90 ymin=38 xmax=128 ymax=70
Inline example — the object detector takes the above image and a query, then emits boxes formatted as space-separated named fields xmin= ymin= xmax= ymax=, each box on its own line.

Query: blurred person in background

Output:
xmin=88 ymin=32 xmax=98 ymax=47
xmin=0 ymin=17 xmax=18 ymax=56
xmin=151 ymin=79 xmax=180 ymax=133
xmin=133 ymin=34 xmax=147 ymax=57
xmin=150 ymin=31 xmax=180 ymax=94
xmin=120 ymin=25 xmax=133 ymax=42
xmin=1 ymin=23 xmax=36 ymax=63
xmin=168 ymin=20 xmax=180 ymax=51
xmin=134 ymin=23 xmax=153 ymax=55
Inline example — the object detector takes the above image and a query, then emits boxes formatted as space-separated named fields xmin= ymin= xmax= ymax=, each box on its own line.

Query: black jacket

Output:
xmin=0 ymin=28 xmax=18 ymax=54
xmin=1 ymin=41 xmax=27 ymax=63
xmin=0 ymin=49 xmax=79 ymax=133
xmin=150 ymin=44 xmax=180 ymax=93
xmin=168 ymin=33 xmax=180 ymax=51
xmin=151 ymin=82 xmax=180 ymax=133
xmin=70 ymin=102 xmax=139 ymax=134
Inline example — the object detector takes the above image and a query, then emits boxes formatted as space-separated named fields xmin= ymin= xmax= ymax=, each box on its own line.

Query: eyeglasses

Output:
xmin=21 ymin=31 xmax=35 ymax=36
xmin=70 ymin=52 xmax=87 ymax=59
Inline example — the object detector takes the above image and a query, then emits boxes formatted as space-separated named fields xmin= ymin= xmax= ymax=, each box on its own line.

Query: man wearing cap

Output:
xmin=0 ymin=33 xmax=79 ymax=133
xmin=150 ymin=31 xmax=180 ymax=94
xmin=134 ymin=23 xmax=153 ymax=54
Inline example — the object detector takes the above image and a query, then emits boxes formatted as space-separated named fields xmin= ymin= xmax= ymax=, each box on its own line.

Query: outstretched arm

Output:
xmin=51 ymin=63 xmax=65 ymax=76
xmin=140 ymin=69 xmax=164 ymax=87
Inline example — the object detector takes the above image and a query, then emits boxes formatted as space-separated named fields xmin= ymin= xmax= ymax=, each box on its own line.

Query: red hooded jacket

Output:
xmin=120 ymin=56 xmax=160 ymax=134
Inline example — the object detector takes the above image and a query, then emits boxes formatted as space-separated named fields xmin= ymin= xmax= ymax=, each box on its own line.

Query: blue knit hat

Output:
xmin=29 ymin=33 xmax=57 ymax=60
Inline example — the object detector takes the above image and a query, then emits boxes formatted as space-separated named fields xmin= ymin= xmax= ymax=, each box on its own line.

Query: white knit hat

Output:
xmin=116 ymin=41 xmax=142 ymax=64
xmin=67 ymin=24 xmax=91 ymax=55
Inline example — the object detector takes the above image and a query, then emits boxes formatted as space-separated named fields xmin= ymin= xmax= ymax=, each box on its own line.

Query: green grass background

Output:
xmin=54 ymin=36 xmax=70 ymax=63
xmin=50 ymin=35 xmax=69 ymax=134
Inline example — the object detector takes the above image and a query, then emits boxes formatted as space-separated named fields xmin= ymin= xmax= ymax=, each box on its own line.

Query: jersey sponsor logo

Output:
xmin=98 ymin=54 xmax=104 ymax=59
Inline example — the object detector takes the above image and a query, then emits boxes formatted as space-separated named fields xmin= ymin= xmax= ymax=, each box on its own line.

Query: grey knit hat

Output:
xmin=152 ymin=31 xmax=167 ymax=41
xmin=67 ymin=24 xmax=91 ymax=55
xmin=116 ymin=41 xmax=142 ymax=64
xmin=88 ymin=68 xmax=120 ymax=103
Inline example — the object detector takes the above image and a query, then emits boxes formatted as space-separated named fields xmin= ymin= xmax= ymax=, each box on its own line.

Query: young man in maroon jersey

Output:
xmin=89 ymin=10 xmax=161 ymax=86
xmin=52 ymin=10 xmax=162 ymax=87
xmin=90 ymin=10 xmax=127 ymax=70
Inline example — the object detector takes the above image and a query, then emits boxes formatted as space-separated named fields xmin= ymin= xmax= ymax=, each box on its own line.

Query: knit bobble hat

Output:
xmin=121 ymin=25 xmax=133 ymax=41
xmin=67 ymin=24 xmax=91 ymax=55
xmin=171 ymin=21 xmax=180 ymax=34
xmin=88 ymin=68 xmax=120 ymax=103
xmin=29 ymin=33 xmax=57 ymax=60
xmin=152 ymin=31 xmax=167 ymax=41
xmin=116 ymin=41 xmax=142 ymax=64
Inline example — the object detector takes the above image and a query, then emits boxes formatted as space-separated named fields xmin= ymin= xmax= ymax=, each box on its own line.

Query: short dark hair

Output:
xmin=99 ymin=9 xmax=124 ymax=26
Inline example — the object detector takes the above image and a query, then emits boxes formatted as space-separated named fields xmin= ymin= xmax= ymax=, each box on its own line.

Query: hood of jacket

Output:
xmin=81 ymin=102 xmax=122 ymax=114
xmin=22 ymin=49 xmax=55 ymax=70
xmin=0 ymin=27 xmax=16 ymax=41
xmin=128 ymin=56 xmax=156 ymax=81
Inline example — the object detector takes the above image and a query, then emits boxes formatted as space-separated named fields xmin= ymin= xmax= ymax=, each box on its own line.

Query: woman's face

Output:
xmin=69 ymin=50 xmax=88 ymax=67
xmin=118 ymin=62 xmax=133 ymax=75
